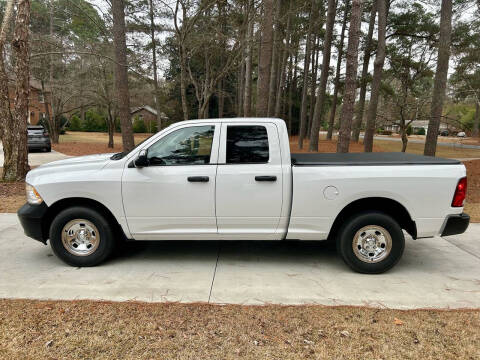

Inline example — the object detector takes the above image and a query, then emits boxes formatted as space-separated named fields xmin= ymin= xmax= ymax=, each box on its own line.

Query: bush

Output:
xmin=415 ymin=127 xmax=426 ymax=135
xmin=379 ymin=130 xmax=392 ymax=135
xmin=83 ymin=110 xmax=107 ymax=132
xmin=406 ymin=125 xmax=413 ymax=136
xmin=69 ymin=115 xmax=82 ymax=131
xmin=133 ymin=116 xmax=147 ymax=133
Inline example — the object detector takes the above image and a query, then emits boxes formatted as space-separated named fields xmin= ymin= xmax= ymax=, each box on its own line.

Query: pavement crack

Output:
xmin=208 ymin=242 xmax=221 ymax=303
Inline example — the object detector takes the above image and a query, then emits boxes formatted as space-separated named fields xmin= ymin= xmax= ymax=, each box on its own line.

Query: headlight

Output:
xmin=26 ymin=184 xmax=43 ymax=205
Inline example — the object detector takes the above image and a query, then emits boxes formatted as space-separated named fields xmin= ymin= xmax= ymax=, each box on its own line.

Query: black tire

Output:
xmin=49 ymin=206 xmax=115 ymax=267
xmin=337 ymin=211 xmax=405 ymax=274
xmin=45 ymin=146 xmax=51 ymax=152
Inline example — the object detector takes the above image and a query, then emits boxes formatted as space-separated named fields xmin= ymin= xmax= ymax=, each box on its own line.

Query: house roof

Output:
xmin=7 ymin=74 xmax=51 ymax=92
xmin=131 ymin=105 xmax=168 ymax=119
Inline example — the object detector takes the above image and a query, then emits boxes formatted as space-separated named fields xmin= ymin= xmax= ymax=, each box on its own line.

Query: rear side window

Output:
xmin=226 ymin=125 xmax=269 ymax=164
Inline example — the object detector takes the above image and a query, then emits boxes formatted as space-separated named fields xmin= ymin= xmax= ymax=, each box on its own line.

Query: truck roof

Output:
xmin=173 ymin=117 xmax=286 ymax=126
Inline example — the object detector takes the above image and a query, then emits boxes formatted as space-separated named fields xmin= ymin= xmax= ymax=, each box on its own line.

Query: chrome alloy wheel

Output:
xmin=61 ymin=219 xmax=100 ymax=256
xmin=352 ymin=225 xmax=392 ymax=263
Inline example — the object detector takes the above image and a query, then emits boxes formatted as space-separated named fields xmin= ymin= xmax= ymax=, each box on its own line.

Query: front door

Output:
xmin=215 ymin=123 xmax=284 ymax=239
xmin=122 ymin=123 xmax=220 ymax=240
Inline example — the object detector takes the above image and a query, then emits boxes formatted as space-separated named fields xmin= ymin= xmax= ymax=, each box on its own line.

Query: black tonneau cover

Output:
xmin=291 ymin=152 xmax=460 ymax=166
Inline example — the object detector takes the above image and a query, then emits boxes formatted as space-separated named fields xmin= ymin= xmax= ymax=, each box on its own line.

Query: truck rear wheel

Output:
xmin=49 ymin=206 xmax=115 ymax=267
xmin=337 ymin=211 xmax=405 ymax=274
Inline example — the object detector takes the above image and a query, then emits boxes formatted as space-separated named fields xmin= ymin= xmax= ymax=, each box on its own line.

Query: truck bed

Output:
xmin=291 ymin=152 xmax=460 ymax=166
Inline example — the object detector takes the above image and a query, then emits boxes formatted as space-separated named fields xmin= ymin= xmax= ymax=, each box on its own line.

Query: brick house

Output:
xmin=8 ymin=77 xmax=52 ymax=125
xmin=131 ymin=105 xmax=168 ymax=130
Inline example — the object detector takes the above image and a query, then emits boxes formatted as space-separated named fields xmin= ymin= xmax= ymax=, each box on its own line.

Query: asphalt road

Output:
xmin=1 ymin=213 xmax=478 ymax=309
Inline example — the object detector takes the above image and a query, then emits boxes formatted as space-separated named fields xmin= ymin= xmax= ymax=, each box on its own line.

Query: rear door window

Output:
xmin=226 ymin=126 xmax=269 ymax=164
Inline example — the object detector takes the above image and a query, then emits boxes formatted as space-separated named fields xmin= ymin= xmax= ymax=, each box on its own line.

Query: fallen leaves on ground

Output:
xmin=0 ymin=299 xmax=479 ymax=360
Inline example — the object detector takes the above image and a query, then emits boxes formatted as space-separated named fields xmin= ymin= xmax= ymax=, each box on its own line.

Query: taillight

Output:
xmin=43 ymin=131 xmax=49 ymax=136
xmin=452 ymin=177 xmax=467 ymax=207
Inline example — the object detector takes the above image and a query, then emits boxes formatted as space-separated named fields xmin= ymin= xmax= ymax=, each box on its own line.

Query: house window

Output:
xmin=38 ymin=93 xmax=45 ymax=103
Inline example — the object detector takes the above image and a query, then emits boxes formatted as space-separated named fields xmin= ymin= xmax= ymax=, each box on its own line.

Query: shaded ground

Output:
xmin=0 ymin=299 xmax=478 ymax=360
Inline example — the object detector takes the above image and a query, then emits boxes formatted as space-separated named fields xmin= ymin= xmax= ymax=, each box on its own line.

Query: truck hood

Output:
xmin=26 ymin=153 xmax=116 ymax=185
xmin=39 ymin=153 xmax=114 ymax=168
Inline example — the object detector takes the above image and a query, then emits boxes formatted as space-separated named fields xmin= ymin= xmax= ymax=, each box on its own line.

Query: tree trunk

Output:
xmin=308 ymin=34 xmax=320 ymax=139
xmin=267 ymin=0 xmax=281 ymax=117
xmin=474 ymin=101 xmax=480 ymax=138
xmin=218 ymin=80 xmax=224 ymax=118
xmin=275 ymin=10 xmax=291 ymax=118
xmin=2 ymin=0 xmax=30 ymax=181
xmin=107 ymin=104 xmax=114 ymax=148
xmin=287 ymin=51 xmax=294 ymax=134
xmin=327 ymin=0 xmax=349 ymax=140
xmin=112 ymin=0 xmax=135 ymax=151
xmin=364 ymin=0 xmax=387 ymax=152
xmin=148 ymin=0 xmax=162 ymax=131
xmin=40 ymin=79 xmax=53 ymax=139
xmin=256 ymin=0 xmax=274 ymax=117
xmin=424 ymin=0 xmax=453 ymax=156
xmin=0 ymin=0 xmax=15 ymax=141
xmin=351 ymin=0 xmax=377 ymax=142
xmin=275 ymin=42 xmax=288 ymax=118
xmin=336 ymin=0 xmax=362 ymax=153
xmin=243 ymin=8 xmax=254 ymax=117
xmin=179 ymin=45 xmax=189 ymax=120
xmin=298 ymin=0 xmax=316 ymax=149
xmin=400 ymin=123 xmax=408 ymax=152
xmin=48 ymin=0 xmax=59 ymax=144
xmin=309 ymin=0 xmax=337 ymax=151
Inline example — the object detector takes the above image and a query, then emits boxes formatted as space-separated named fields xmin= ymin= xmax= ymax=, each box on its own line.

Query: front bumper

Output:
xmin=17 ymin=202 xmax=49 ymax=244
xmin=441 ymin=213 xmax=470 ymax=237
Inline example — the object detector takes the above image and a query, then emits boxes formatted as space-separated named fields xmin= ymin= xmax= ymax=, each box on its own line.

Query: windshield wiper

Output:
xmin=110 ymin=152 xmax=126 ymax=160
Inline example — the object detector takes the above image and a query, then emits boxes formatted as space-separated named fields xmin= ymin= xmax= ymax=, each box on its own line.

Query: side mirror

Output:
xmin=134 ymin=149 xmax=149 ymax=168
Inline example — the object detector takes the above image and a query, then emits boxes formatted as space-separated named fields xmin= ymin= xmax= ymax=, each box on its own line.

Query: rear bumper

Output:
xmin=17 ymin=202 xmax=49 ymax=244
xmin=28 ymin=139 xmax=50 ymax=149
xmin=441 ymin=213 xmax=470 ymax=237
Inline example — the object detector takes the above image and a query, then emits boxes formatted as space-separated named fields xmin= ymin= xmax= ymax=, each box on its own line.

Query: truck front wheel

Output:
xmin=337 ymin=211 xmax=405 ymax=274
xmin=49 ymin=206 xmax=115 ymax=267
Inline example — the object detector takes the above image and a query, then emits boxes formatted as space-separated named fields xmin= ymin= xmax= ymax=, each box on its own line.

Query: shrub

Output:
xmin=406 ymin=125 xmax=413 ymax=136
xmin=69 ymin=115 xmax=82 ymax=131
xmin=133 ymin=116 xmax=147 ymax=133
xmin=415 ymin=127 xmax=426 ymax=135
xmin=84 ymin=110 xmax=107 ymax=132
xmin=379 ymin=130 xmax=392 ymax=135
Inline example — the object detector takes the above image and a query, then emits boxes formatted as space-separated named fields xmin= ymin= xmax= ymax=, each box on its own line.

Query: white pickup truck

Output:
xmin=18 ymin=118 xmax=469 ymax=273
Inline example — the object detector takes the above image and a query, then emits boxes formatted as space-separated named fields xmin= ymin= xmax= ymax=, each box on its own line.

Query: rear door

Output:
xmin=215 ymin=123 xmax=283 ymax=239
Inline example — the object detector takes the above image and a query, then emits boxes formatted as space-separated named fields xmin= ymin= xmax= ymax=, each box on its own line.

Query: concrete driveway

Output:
xmin=0 ymin=213 xmax=478 ymax=309
xmin=0 ymin=143 xmax=69 ymax=167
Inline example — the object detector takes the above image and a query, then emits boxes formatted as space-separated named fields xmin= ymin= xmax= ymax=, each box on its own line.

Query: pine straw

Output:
xmin=0 ymin=299 xmax=478 ymax=360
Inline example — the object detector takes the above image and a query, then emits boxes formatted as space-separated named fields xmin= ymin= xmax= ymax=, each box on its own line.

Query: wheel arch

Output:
xmin=42 ymin=197 xmax=128 ymax=241
xmin=328 ymin=197 xmax=417 ymax=241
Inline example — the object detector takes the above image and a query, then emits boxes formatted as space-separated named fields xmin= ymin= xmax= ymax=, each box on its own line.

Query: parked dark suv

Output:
xmin=27 ymin=125 xmax=51 ymax=152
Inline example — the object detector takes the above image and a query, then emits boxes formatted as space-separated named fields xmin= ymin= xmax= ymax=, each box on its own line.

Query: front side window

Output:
xmin=147 ymin=125 xmax=215 ymax=165
xmin=226 ymin=125 xmax=269 ymax=164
